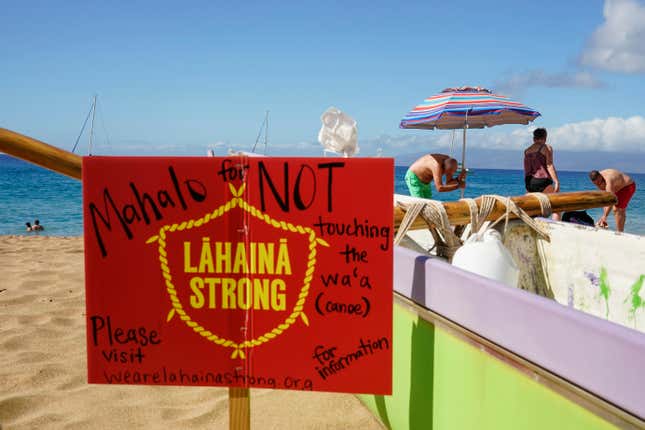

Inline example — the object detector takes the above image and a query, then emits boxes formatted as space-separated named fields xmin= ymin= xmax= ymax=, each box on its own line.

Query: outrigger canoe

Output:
xmin=357 ymin=197 xmax=645 ymax=429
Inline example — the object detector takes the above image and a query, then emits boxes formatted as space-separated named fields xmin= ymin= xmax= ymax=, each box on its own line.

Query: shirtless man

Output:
xmin=589 ymin=169 xmax=637 ymax=232
xmin=405 ymin=153 xmax=466 ymax=198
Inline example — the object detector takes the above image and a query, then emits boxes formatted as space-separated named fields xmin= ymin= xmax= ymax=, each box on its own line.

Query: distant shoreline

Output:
xmin=2 ymin=154 xmax=644 ymax=175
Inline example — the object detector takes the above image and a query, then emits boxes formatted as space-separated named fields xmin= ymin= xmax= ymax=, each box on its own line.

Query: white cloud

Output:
xmin=495 ymin=70 xmax=605 ymax=95
xmin=102 ymin=116 xmax=645 ymax=157
xmin=368 ymin=116 xmax=645 ymax=154
xmin=580 ymin=0 xmax=645 ymax=73
xmin=548 ymin=116 xmax=645 ymax=151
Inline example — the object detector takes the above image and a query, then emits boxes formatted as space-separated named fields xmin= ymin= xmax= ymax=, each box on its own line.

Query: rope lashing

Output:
xmin=394 ymin=201 xmax=426 ymax=246
xmin=395 ymin=199 xmax=462 ymax=260
xmin=527 ymin=192 xmax=553 ymax=217
xmin=460 ymin=197 xmax=497 ymax=235
xmin=469 ymin=195 xmax=550 ymax=241
xmin=462 ymin=198 xmax=479 ymax=229
xmin=486 ymin=196 xmax=513 ymax=238
xmin=419 ymin=200 xmax=462 ymax=259
xmin=395 ymin=193 xmax=551 ymax=260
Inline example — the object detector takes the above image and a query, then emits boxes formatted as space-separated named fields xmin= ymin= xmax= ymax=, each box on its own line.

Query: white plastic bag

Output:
xmin=452 ymin=229 xmax=519 ymax=288
xmin=317 ymin=107 xmax=359 ymax=157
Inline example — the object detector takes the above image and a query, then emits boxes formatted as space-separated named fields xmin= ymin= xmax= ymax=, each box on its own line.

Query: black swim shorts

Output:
xmin=525 ymin=176 xmax=553 ymax=193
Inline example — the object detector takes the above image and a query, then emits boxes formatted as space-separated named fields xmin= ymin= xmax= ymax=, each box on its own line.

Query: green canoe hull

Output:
xmin=358 ymin=295 xmax=638 ymax=429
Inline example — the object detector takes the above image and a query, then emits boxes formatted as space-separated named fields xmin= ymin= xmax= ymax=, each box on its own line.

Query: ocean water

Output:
xmin=1 ymin=155 xmax=83 ymax=236
xmin=1 ymin=155 xmax=643 ymax=236
xmin=395 ymin=166 xmax=645 ymax=235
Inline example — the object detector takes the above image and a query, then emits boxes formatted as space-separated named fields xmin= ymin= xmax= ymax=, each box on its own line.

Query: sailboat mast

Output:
xmin=252 ymin=110 xmax=269 ymax=154
xmin=89 ymin=94 xmax=97 ymax=155
xmin=264 ymin=110 xmax=269 ymax=154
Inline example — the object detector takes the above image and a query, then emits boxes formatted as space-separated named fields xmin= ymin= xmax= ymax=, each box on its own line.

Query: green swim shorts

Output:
xmin=405 ymin=169 xmax=432 ymax=198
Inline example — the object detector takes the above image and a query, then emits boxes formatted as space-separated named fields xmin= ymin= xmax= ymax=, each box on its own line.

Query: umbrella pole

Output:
xmin=459 ymin=112 xmax=468 ymax=199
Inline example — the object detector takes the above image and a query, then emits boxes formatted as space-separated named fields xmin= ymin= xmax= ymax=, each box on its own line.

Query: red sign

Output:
xmin=83 ymin=156 xmax=393 ymax=394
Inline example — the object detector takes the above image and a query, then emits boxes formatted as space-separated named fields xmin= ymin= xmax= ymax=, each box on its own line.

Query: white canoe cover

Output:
xmin=512 ymin=220 xmax=645 ymax=332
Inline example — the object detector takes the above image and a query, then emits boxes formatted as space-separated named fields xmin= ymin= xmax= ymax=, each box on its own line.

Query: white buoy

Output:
xmin=452 ymin=229 xmax=519 ymax=288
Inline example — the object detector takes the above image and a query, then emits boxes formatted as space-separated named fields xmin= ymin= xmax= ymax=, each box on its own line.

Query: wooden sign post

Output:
xmin=82 ymin=156 xmax=394 ymax=428
xmin=229 ymin=387 xmax=250 ymax=430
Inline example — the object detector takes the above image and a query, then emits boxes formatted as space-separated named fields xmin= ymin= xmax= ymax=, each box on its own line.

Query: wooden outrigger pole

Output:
xmin=0 ymin=127 xmax=82 ymax=180
xmin=0 ymin=127 xmax=617 ymax=228
xmin=394 ymin=190 xmax=617 ymax=229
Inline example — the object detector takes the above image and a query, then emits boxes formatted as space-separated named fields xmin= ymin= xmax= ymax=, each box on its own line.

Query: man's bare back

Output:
xmin=599 ymin=169 xmax=634 ymax=192
xmin=405 ymin=153 xmax=464 ymax=197
xmin=409 ymin=154 xmax=451 ymax=184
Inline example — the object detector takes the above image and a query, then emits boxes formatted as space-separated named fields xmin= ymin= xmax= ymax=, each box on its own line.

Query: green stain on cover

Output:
xmin=625 ymin=275 xmax=645 ymax=327
xmin=599 ymin=267 xmax=611 ymax=319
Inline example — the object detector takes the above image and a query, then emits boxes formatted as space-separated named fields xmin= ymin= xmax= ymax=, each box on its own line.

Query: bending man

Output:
xmin=589 ymin=169 xmax=637 ymax=232
xmin=405 ymin=154 xmax=466 ymax=198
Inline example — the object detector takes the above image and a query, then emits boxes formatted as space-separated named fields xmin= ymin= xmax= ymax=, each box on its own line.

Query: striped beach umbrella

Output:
xmin=400 ymin=86 xmax=540 ymax=196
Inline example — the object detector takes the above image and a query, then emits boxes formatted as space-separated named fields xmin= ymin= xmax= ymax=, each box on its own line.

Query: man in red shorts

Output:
xmin=589 ymin=169 xmax=637 ymax=232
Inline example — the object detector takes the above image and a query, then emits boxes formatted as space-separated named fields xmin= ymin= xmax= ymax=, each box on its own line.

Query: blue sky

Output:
xmin=2 ymin=0 xmax=645 ymax=163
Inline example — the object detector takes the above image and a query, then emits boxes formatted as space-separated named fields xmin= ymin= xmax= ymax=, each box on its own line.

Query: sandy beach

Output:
xmin=0 ymin=236 xmax=383 ymax=430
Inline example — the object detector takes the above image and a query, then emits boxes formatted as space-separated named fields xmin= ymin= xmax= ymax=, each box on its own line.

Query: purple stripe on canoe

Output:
xmin=394 ymin=246 xmax=645 ymax=419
